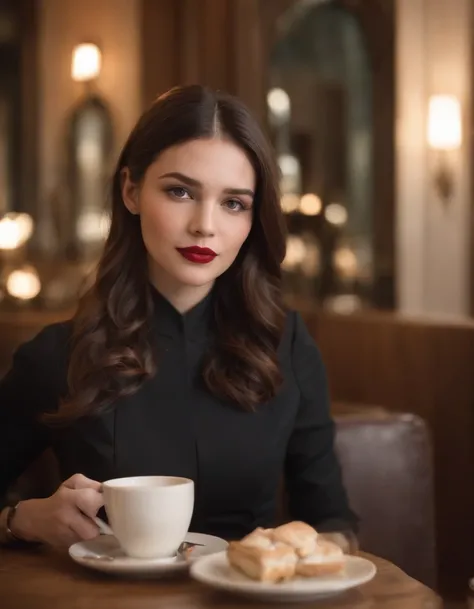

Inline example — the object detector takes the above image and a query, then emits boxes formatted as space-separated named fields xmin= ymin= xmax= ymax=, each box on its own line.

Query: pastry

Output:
xmin=227 ymin=529 xmax=297 ymax=582
xmin=226 ymin=522 xmax=347 ymax=582
xmin=295 ymin=539 xmax=345 ymax=577
xmin=238 ymin=527 xmax=275 ymax=549
xmin=271 ymin=521 xmax=319 ymax=557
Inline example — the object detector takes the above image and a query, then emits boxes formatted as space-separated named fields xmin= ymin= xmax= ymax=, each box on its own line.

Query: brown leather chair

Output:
xmin=334 ymin=409 xmax=437 ymax=589
xmin=4 ymin=408 xmax=436 ymax=589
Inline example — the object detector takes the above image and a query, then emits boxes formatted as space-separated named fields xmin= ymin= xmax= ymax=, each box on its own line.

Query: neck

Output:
xmin=149 ymin=267 xmax=214 ymax=314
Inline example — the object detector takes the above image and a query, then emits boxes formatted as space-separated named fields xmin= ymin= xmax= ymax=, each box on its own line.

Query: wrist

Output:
xmin=8 ymin=500 xmax=42 ymax=543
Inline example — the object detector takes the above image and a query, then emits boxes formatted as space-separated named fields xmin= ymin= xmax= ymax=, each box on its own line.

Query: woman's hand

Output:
xmin=9 ymin=473 xmax=104 ymax=547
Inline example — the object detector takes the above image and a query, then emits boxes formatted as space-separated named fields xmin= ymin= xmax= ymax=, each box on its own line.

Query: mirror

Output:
xmin=64 ymin=94 xmax=114 ymax=260
xmin=269 ymin=0 xmax=373 ymax=311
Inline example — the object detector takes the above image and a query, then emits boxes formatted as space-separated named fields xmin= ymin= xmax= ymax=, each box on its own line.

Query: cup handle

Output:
xmin=93 ymin=516 xmax=114 ymax=536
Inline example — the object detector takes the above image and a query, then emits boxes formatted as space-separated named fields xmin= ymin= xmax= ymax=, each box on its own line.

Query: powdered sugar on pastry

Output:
xmin=227 ymin=539 xmax=297 ymax=583
xmin=299 ymin=540 xmax=344 ymax=564
xmin=271 ymin=521 xmax=319 ymax=557
xmin=295 ymin=539 xmax=345 ymax=577
xmin=227 ymin=522 xmax=348 ymax=582
xmin=239 ymin=528 xmax=276 ymax=550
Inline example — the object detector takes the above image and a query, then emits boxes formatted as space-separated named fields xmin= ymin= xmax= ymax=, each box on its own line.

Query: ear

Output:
xmin=121 ymin=167 xmax=140 ymax=215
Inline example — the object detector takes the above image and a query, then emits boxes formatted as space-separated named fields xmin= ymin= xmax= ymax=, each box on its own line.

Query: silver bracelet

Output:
xmin=0 ymin=502 xmax=22 ymax=544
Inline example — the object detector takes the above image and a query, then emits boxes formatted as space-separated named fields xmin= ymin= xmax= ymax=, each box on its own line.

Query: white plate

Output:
xmin=69 ymin=532 xmax=228 ymax=577
xmin=190 ymin=551 xmax=376 ymax=603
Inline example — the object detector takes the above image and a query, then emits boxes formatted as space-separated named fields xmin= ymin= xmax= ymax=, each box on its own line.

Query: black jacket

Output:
xmin=0 ymin=288 xmax=356 ymax=539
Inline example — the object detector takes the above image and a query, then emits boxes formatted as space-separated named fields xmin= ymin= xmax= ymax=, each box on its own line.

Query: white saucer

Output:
xmin=190 ymin=551 xmax=376 ymax=603
xmin=69 ymin=532 xmax=228 ymax=577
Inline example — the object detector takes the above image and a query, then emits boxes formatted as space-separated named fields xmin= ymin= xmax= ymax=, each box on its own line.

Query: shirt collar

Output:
xmin=150 ymin=285 xmax=214 ymax=341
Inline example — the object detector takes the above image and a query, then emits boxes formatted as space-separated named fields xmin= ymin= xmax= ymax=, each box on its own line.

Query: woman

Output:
xmin=0 ymin=85 xmax=356 ymax=547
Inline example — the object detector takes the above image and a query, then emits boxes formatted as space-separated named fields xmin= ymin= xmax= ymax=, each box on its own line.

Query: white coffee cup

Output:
xmin=101 ymin=475 xmax=194 ymax=559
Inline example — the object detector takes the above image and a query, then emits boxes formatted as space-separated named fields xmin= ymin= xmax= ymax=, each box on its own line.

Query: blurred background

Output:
xmin=1 ymin=0 xmax=474 ymax=605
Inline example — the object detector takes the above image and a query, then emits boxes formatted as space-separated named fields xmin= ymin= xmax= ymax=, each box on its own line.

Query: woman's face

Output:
xmin=122 ymin=138 xmax=255 ymax=298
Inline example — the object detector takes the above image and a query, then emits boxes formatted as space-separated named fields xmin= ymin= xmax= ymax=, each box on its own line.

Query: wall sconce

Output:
xmin=71 ymin=43 xmax=102 ymax=82
xmin=427 ymin=94 xmax=462 ymax=203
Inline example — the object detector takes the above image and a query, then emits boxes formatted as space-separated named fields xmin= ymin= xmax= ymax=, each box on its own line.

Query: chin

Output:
xmin=172 ymin=266 xmax=220 ymax=287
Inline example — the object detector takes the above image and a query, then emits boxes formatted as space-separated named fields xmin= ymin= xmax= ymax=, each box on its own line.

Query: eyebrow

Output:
xmin=158 ymin=172 xmax=255 ymax=198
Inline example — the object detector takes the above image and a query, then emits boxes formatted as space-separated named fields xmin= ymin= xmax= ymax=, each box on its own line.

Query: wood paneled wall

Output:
xmin=141 ymin=0 xmax=266 ymax=120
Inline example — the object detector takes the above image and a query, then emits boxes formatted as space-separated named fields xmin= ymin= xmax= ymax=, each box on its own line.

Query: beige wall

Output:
xmin=396 ymin=0 xmax=473 ymax=316
xmin=36 ymin=0 xmax=142 ymax=251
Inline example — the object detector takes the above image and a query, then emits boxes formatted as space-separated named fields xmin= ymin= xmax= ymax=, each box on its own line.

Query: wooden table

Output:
xmin=0 ymin=546 xmax=442 ymax=609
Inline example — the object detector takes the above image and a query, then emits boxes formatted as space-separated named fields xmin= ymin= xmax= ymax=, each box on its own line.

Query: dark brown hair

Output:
xmin=50 ymin=85 xmax=287 ymax=422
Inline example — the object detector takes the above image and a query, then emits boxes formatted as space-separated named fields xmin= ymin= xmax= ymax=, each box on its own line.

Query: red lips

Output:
xmin=176 ymin=246 xmax=217 ymax=264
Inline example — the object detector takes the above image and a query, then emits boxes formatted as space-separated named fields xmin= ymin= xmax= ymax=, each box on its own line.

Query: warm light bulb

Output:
xmin=427 ymin=95 xmax=462 ymax=150
xmin=6 ymin=267 xmax=41 ymax=300
xmin=333 ymin=246 xmax=358 ymax=279
xmin=0 ymin=213 xmax=34 ymax=250
xmin=325 ymin=203 xmax=348 ymax=226
xmin=267 ymin=88 xmax=290 ymax=120
xmin=72 ymin=43 xmax=101 ymax=82
xmin=77 ymin=211 xmax=111 ymax=243
xmin=299 ymin=193 xmax=322 ymax=216
xmin=282 ymin=235 xmax=306 ymax=271
xmin=281 ymin=194 xmax=300 ymax=214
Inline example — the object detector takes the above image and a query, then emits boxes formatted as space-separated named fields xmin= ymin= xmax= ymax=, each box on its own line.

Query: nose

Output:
xmin=188 ymin=200 xmax=215 ymax=238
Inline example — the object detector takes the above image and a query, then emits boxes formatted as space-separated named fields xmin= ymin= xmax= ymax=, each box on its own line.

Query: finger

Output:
xmin=73 ymin=488 xmax=105 ymax=519
xmin=62 ymin=473 xmax=102 ymax=491
xmin=48 ymin=524 xmax=83 ymax=548
xmin=68 ymin=513 xmax=100 ymax=542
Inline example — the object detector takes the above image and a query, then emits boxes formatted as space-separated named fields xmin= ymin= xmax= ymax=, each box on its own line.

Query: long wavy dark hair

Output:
xmin=50 ymin=85 xmax=287 ymax=423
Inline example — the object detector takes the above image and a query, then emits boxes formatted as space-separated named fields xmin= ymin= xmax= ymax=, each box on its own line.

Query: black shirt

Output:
xmin=0 ymin=289 xmax=356 ymax=539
